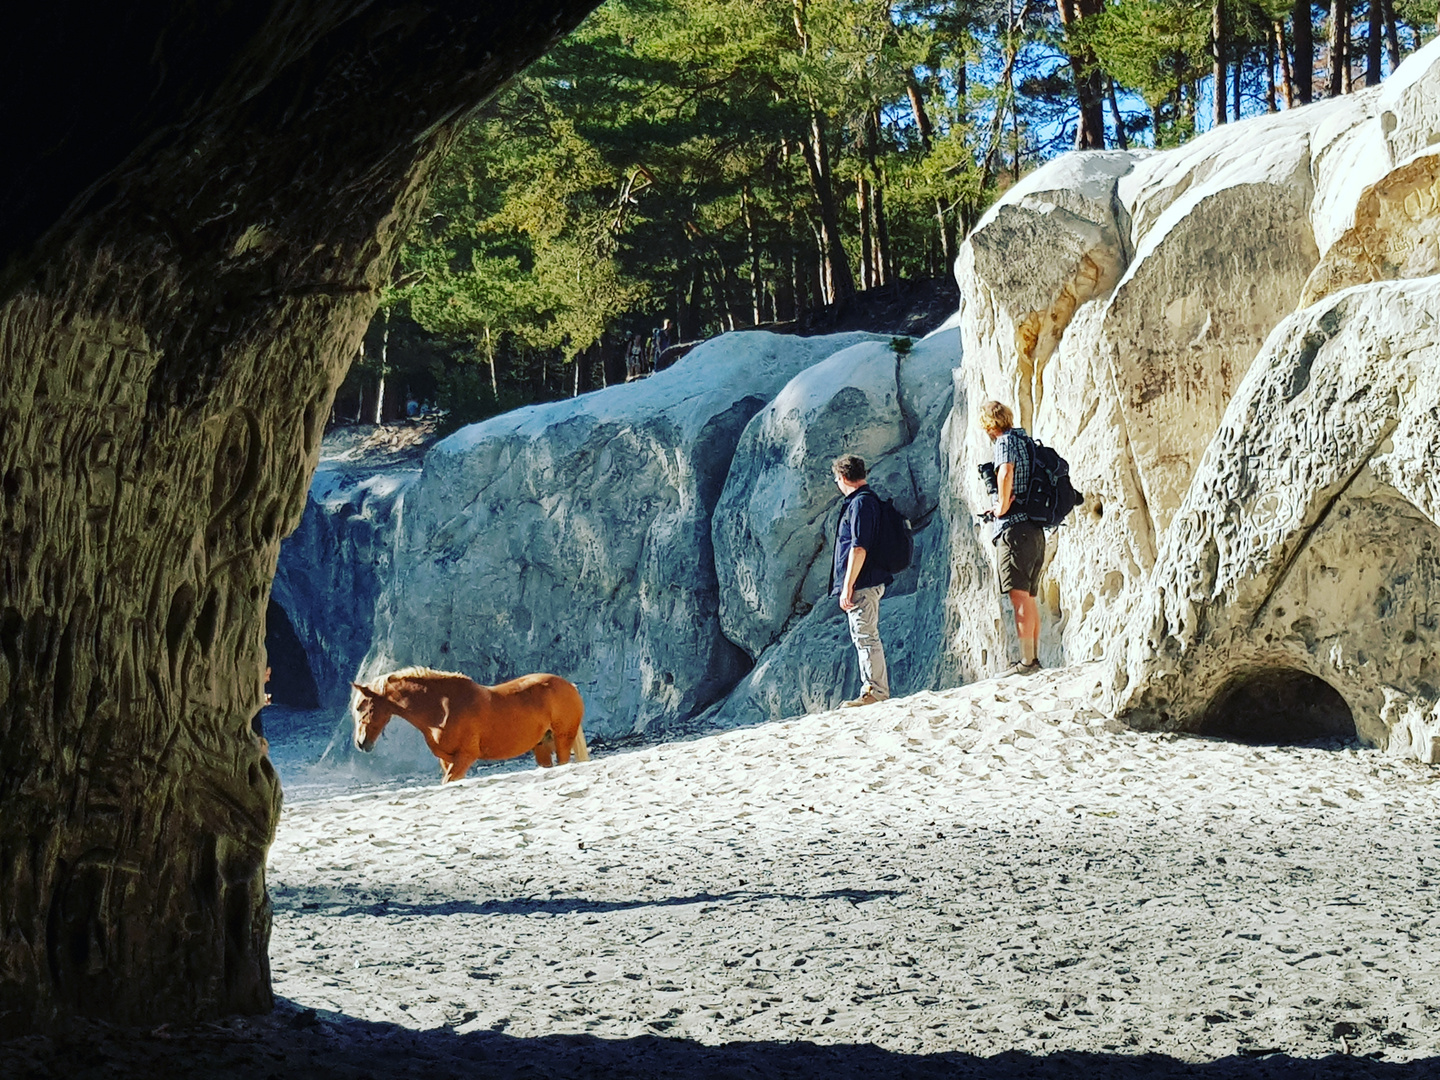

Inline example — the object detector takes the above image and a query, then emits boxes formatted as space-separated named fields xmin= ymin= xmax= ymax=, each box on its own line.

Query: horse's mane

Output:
xmin=367 ymin=665 xmax=469 ymax=692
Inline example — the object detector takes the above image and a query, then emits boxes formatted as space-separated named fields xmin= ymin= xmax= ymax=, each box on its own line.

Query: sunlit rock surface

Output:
xmin=949 ymin=39 xmax=1440 ymax=694
xmin=950 ymin=39 xmax=1440 ymax=756
xmin=1111 ymin=277 xmax=1440 ymax=759
xmin=701 ymin=331 xmax=957 ymax=725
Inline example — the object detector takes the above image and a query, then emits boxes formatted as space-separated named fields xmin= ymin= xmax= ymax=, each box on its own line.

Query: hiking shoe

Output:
xmin=1006 ymin=659 xmax=1042 ymax=677
xmin=841 ymin=688 xmax=888 ymax=708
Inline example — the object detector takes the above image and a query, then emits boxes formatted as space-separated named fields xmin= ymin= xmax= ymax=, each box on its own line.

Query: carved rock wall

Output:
xmin=702 ymin=332 xmax=958 ymax=726
xmin=0 ymin=0 xmax=600 ymax=1033
xmin=1109 ymin=278 xmax=1440 ymax=758
xmin=949 ymin=37 xmax=1440 ymax=757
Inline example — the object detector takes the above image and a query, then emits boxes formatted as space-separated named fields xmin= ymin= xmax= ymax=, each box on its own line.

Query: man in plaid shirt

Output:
xmin=981 ymin=400 xmax=1045 ymax=676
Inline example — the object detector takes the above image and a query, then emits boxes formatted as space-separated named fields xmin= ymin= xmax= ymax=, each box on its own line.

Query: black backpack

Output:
xmin=873 ymin=495 xmax=914 ymax=573
xmin=830 ymin=490 xmax=914 ymax=589
xmin=1020 ymin=433 xmax=1083 ymax=528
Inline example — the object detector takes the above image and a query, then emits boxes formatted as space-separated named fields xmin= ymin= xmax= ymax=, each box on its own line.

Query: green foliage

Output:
xmin=349 ymin=0 xmax=1440 ymax=427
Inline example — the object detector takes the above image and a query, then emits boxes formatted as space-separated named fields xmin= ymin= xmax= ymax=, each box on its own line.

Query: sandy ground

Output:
xmin=7 ymin=665 xmax=1440 ymax=1078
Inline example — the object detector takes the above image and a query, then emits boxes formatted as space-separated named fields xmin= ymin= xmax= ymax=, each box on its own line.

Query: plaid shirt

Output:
xmin=993 ymin=427 xmax=1031 ymax=527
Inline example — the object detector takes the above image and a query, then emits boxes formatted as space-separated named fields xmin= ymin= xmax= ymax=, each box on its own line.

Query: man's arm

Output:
xmin=840 ymin=545 xmax=868 ymax=611
xmin=995 ymin=461 xmax=1015 ymax=517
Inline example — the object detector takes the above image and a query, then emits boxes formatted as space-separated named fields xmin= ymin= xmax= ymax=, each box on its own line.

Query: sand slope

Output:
xmin=259 ymin=667 xmax=1440 ymax=1069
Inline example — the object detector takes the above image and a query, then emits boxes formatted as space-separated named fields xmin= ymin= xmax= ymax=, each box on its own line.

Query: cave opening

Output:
xmin=1198 ymin=667 xmax=1356 ymax=745
xmin=264 ymin=599 xmax=319 ymax=709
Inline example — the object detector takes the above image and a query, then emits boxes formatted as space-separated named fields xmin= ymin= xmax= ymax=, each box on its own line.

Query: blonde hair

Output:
xmin=978 ymin=400 xmax=1014 ymax=435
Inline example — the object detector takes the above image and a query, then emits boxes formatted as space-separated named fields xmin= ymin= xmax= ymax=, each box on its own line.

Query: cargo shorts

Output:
xmin=996 ymin=520 xmax=1046 ymax=595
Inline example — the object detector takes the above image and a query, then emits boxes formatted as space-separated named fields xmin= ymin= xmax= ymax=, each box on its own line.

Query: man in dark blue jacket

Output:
xmin=831 ymin=454 xmax=893 ymax=707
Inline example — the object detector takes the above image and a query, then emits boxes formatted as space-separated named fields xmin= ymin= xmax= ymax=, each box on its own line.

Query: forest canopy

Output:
xmin=337 ymin=0 xmax=1438 ymax=429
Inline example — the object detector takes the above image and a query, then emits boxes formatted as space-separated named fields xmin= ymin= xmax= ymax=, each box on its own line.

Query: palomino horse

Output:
xmin=351 ymin=667 xmax=589 ymax=783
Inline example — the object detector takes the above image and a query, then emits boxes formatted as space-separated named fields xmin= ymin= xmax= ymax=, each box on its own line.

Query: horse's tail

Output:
xmin=572 ymin=724 xmax=590 ymax=763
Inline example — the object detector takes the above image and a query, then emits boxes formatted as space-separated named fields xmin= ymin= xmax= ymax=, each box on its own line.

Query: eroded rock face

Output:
xmin=713 ymin=336 xmax=953 ymax=656
xmin=363 ymin=332 xmax=881 ymax=738
xmin=703 ymin=332 xmax=958 ymax=725
xmin=0 ymin=0 xmax=599 ymax=1033
xmin=272 ymin=468 xmax=417 ymax=707
xmin=1110 ymin=278 xmax=1440 ymax=759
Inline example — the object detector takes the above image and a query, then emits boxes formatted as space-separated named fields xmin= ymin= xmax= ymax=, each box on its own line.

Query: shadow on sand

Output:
xmin=271 ymin=886 xmax=906 ymax=919
xmin=3 ymin=998 xmax=1436 ymax=1080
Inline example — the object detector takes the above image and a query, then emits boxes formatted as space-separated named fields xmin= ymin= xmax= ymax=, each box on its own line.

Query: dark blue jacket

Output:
xmin=831 ymin=487 xmax=894 ymax=596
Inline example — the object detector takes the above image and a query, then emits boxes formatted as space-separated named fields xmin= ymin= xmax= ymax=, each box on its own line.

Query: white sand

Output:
xmin=266 ymin=665 xmax=1440 ymax=1065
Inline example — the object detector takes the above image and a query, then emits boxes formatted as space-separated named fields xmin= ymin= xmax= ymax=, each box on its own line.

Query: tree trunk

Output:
xmin=372 ymin=308 xmax=390 ymax=424
xmin=904 ymin=73 xmax=934 ymax=150
xmin=1383 ymin=0 xmax=1401 ymax=71
xmin=872 ymin=179 xmax=891 ymax=287
xmin=1232 ymin=47 xmax=1243 ymax=120
xmin=1366 ymin=0 xmax=1383 ymax=85
xmin=1056 ymin=0 xmax=1107 ymax=149
xmin=485 ymin=325 xmax=498 ymax=396
xmin=864 ymin=107 xmax=890 ymax=287
xmin=742 ymin=185 xmax=763 ymax=324
xmin=1328 ymin=0 xmax=1348 ymax=96
xmin=937 ymin=200 xmax=956 ymax=274
xmin=1212 ymin=0 xmax=1228 ymax=127
xmin=1294 ymin=0 xmax=1314 ymax=103
xmin=1276 ymin=21 xmax=1293 ymax=108
xmin=800 ymin=111 xmax=853 ymax=304
xmin=1107 ymin=78 xmax=1129 ymax=148
xmin=857 ymin=177 xmax=873 ymax=291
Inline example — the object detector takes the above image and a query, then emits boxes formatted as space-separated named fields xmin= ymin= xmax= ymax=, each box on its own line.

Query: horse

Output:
xmin=351 ymin=667 xmax=589 ymax=783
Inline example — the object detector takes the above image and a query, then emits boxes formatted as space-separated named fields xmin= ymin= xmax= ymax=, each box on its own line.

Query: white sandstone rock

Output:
xmin=1110 ymin=277 xmax=1440 ymax=759
xmin=703 ymin=330 xmax=958 ymax=725
xmin=1377 ymin=35 xmax=1440 ymax=167
xmin=713 ymin=333 xmax=955 ymax=658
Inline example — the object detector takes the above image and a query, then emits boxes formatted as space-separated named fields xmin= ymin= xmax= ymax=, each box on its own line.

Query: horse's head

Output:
xmin=351 ymin=682 xmax=394 ymax=752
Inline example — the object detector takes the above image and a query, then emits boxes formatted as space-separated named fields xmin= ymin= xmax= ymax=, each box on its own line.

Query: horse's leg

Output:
xmin=533 ymin=730 xmax=556 ymax=768
xmin=553 ymin=731 xmax=573 ymax=764
xmin=447 ymin=756 xmax=475 ymax=782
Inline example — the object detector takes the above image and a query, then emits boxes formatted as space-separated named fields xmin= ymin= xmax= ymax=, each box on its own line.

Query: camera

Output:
xmin=978 ymin=461 xmax=997 ymax=496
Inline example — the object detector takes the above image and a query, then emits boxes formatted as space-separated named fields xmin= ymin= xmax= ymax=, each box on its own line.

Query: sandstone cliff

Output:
xmin=954 ymin=36 xmax=1440 ymax=757
xmin=272 ymin=465 xmax=416 ymax=708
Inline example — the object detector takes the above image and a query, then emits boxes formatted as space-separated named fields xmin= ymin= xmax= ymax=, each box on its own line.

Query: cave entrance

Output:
xmin=1198 ymin=667 xmax=1356 ymax=745
xmin=265 ymin=599 xmax=320 ymax=709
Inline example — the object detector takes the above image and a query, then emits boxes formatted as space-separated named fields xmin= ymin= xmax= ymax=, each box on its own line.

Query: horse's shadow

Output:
xmin=277 ymin=886 xmax=904 ymax=918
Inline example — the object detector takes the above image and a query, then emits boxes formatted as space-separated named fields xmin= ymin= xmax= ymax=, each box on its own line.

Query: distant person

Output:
xmin=652 ymin=318 xmax=672 ymax=367
xmin=406 ymin=396 xmax=419 ymax=420
xmin=626 ymin=333 xmax=645 ymax=381
xmin=830 ymin=454 xmax=892 ymax=707
xmin=979 ymin=401 xmax=1044 ymax=676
